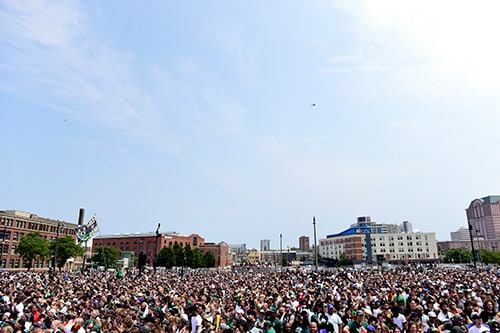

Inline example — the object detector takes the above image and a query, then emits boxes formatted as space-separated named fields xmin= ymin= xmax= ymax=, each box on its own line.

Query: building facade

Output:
xmin=260 ymin=239 xmax=270 ymax=251
xmin=466 ymin=196 xmax=500 ymax=240
xmin=450 ymin=227 xmax=470 ymax=242
xmin=92 ymin=232 xmax=205 ymax=267
xmin=199 ymin=242 xmax=231 ymax=267
xmin=0 ymin=210 xmax=77 ymax=270
xmin=319 ymin=218 xmax=438 ymax=264
xmin=299 ymin=236 xmax=310 ymax=251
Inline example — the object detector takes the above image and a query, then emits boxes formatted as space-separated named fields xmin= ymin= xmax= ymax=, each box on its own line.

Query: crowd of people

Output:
xmin=0 ymin=265 xmax=499 ymax=333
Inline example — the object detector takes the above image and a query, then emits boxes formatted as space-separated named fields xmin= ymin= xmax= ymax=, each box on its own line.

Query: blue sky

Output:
xmin=2 ymin=0 xmax=500 ymax=250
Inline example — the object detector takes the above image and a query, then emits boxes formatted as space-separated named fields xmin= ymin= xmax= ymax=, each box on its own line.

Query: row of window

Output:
xmin=1 ymin=218 xmax=73 ymax=235
xmin=0 ymin=258 xmax=48 ymax=269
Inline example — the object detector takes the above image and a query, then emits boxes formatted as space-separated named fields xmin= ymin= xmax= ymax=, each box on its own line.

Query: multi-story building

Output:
xmin=247 ymin=249 xmax=260 ymax=265
xmin=299 ymin=236 xmax=310 ymax=251
xmin=260 ymin=239 xmax=270 ymax=251
xmin=199 ymin=242 xmax=231 ymax=267
xmin=319 ymin=217 xmax=438 ymax=264
xmin=0 ymin=210 xmax=77 ymax=270
xmin=92 ymin=232 xmax=205 ymax=267
xmin=466 ymin=196 xmax=500 ymax=240
xmin=229 ymin=243 xmax=247 ymax=264
xmin=451 ymin=227 xmax=470 ymax=241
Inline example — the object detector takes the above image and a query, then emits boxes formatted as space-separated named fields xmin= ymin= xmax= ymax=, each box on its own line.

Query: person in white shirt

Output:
xmin=468 ymin=313 xmax=489 ymax=333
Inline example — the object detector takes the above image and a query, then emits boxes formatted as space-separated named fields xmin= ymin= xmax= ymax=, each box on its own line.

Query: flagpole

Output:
xmin=77 ymin=208 xmax=86 ymax=271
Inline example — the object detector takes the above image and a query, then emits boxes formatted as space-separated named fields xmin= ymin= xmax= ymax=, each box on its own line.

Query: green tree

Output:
xmin=157 ymin=246 xmax=176 ymax=268
xmin=16 ymin=232 xmax=50 ymax=271
xmin=191 ymin=248 xmax=204 ymax=268
xmin=337 ymin=252 xmax=352 ymax=266
xmin=443 ymin=248 xmax=472 ymax=263
xmin=480 ymin=250 xmax=500 ymax=265
xmin=203 ymin=251 xmax=216 ymax=268
xmin=49 ymin=236 xmax=84 ymax=270
xmin=173 ymin=243 xmax=184 ymax=267
xmin=91 ymin=246 xmax=120 ymax=269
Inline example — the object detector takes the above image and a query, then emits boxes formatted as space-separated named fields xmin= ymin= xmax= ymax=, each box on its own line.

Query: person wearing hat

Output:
xmin=468 ymin=313 xmax=489 ymax=333
xmin=325 ymin=305 xmax=343 ymax=333
xmin=268 ymin=307 xmax=283 ymax=333
xmin=264 ymin=320 xmax=276 ymax=333
xmin=423 ymin=311 xmax=440 ymax=333
xmin=343 ymin=311 xmax=367 ymax=333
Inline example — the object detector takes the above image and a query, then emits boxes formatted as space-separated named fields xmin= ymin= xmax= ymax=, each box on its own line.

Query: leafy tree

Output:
xmin=191 ymin=248 xmax=204 ymax=268
xmin=172 ymin=243 xmax=185 ymax=267
xmin=203 ymin=251 xmax=216 ymax=268
xmin=443 ymin=248 xmax=472 ymax=263
xmin=480 ymin=250 xmax=500 ymax=265
xmin=16 ymin=232 xmax=50 ymax=271
xmin=337 ymin=252 xmax=352 ymax=266
xmin=184 ymin=245 xmax=193 ymax=267
xmin=91 ymin=246 xmax=120 ymax=269
xmin=49 ymin=236 xmax=84 ymax=270
xmin=157 ymin=246 xmax=176 ymax=268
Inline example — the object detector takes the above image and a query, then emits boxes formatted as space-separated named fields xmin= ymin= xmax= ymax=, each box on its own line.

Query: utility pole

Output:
xmin=154 ymin=223 xmax=160 ymax=274
xmin=280 ymin=233 xmax=283 ymax=272
xmin=313 ymin=216 xmax=318 ymax=271
xmin=468 ymin=221 xmax=477 ymax=268
xmin=54 ymin=222 xmax=63 ymax=272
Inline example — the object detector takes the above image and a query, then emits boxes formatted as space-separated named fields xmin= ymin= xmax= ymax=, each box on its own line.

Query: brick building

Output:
xmin=92 ymin=232 xmax=207 ymax=267
xmin=199 ymin=242 xmax=231 ymax=267
xmin=0 ymin=210 xmax=77 ymax=270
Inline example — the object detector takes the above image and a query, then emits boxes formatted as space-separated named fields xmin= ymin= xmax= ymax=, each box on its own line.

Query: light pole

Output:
xmin=313 ymin=216 xmax=318 ymax=271
xmin=54 ymin=222 xmax=63 ymax=272
xmin=476 ymin=229 xmax=483 ymax=265
xmin=280 ymin=233 xmax=283 ymax=271
xmin=154 ymin=223 xmax=160 ymax=274
xmin=468 ymin=221 xmax=477 ymax=268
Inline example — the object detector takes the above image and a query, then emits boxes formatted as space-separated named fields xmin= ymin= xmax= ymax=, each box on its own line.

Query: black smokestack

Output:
xmin=78 ymin=208 xmax=85 ymax=225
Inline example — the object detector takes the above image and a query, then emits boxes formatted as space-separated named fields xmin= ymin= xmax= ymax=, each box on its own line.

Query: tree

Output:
xmin=480 ymin=250 xmax=500 ymax=265
xmin=157 ymin=246 xmax=176 ymax=268
xmin=191 ymin=248 xmax=204 ymax=268
xmin=443 ymin=248 xmax=472 ymax=264
xmin=203 ymin=251 xmax=216 ymax=268
xmin=91 ymin=246 xmax=120 ymax=269
xmin=16 ymin=232 xmax=50 ymax=271
xmin=49 ymin=236 xmax=84 ymax=270
xmin=337 ymin=252 xmax=352 ymax=266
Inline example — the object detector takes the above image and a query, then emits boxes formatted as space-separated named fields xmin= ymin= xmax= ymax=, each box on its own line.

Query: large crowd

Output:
xmin=0 ymin=265 xmax=499 ymax=333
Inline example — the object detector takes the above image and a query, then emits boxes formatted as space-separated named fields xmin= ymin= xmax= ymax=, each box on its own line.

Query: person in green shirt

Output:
xmin=343 ymin=311 xmax=368 ymax=333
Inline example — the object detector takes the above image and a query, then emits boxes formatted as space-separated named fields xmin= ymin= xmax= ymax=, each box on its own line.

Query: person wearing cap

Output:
xmin=468 ymin=313 xmax=489 ymax=333
xmin=423 ymin=312 xmax=440 ymax=333
xmin=325 ymin=305 xmax=343 ymax=333
xmin=343 ymin=311 xmax=367 ymax=333
xmin=264 ymin=320 xmax=277 ymax=333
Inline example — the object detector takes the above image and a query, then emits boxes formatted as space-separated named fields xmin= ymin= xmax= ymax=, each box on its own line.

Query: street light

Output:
xmin=154 ymin=223 xmax=160 ymax=274
xmin=54 ymin=222 xmax=63 ymax=272
xmin=468 ymin=221 xmax=477 ymax=268
xmin=313 ymin=216 xmax=318 ymax=271
xmin=280 ymin=233 xmax=283 ymax=271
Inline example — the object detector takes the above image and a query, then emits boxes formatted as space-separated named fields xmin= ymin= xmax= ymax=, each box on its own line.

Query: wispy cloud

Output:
xmin=0 ymin=0 xmax=246 ymax=152
xmin=323 ymin=0 xmax=500 ymax=108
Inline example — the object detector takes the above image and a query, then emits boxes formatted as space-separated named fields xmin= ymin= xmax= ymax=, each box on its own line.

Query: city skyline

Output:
xmin=2 ymin=1 xmax=500 ymax=250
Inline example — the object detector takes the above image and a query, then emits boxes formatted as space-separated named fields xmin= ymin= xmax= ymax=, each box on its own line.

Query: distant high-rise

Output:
xmin=260 ymin=239 xmax=271 ymax=251
xmin=450 ymin=227 xmax=470 ymax=241
xmin=402 ymin=220 xmax=413 ymax=233
xmin=299 ymin=236 xmax=310 ymax=251
xmin=466 ymin=196 xmax=500 ymax=240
